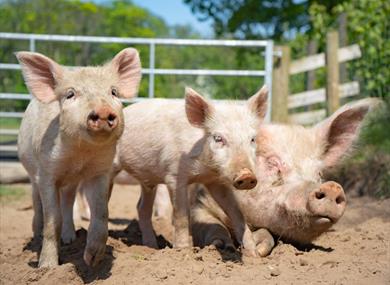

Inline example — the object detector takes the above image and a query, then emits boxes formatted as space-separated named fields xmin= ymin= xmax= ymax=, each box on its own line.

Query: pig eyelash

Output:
xmin=213 ymin=135 xmax=226 ymax=145
xmin=66 ymin=89 xmax=75 ymax=100
xmin=318 ymin=172 xmax=324 ymax=183
xmin=111 ymin=87 xmax=118 ymax=97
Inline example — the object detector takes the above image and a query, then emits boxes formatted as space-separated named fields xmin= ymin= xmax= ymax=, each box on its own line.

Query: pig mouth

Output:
xmin=312 ymin=215 xmax=334 ymax=226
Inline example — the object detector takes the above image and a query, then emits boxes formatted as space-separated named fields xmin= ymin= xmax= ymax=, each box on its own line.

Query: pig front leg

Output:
xmin=60 ymin=184 xmax=77 ymax=244
xmin=252 ymin=228 xmax=275 ymax=257
xmin=166 ymin=177 xmax=191 ymax=248
xmin=83 ymin=174 xmax=109 ymax=267
xmin=206 ymin=183 xmax=257 ymax=257
xmin=38 ymin=173 xmax=62 ymax=268
xmin=137 ymin=184 xmax=158 ymax=248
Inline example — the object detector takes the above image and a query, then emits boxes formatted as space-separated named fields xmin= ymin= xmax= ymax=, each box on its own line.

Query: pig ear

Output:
xmin=111 ymin=48 xmax=142 ymax=98
xmin=315 ymin=99 xmax=377 ymax=167
xmin=15 ymin=51 xmax=63 ymax=103
xmin=247 ymin=85 xmax=268 ymax=120
xmin=185 ymin=87 xmax=214 ymax=128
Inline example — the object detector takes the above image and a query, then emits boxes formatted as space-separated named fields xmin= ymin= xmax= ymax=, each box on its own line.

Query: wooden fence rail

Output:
xmin=271 ymin=31 xmax=362 ymax=125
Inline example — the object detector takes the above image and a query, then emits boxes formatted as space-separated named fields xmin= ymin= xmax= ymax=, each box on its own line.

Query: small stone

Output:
xmin=268 ymin=265 xmax=281 ymax=277
xmin=194 ymin=253 xmax=203 ymax=261
xmin=341 ymin=236 xmax=351 ymax=242
xmin=299 ymin=258 xmax=309 ymax=266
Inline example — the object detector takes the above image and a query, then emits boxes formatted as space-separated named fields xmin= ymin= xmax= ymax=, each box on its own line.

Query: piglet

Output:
xmin=17 ymin=48 xmax=141 ymax=267
xmin=113 ymin=86 xmax=268 ymax=256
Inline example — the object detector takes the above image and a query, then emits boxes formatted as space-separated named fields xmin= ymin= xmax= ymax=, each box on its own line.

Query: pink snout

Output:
xmin=233 ymin=168 xmax=257 ymax=190
xmin=87 ymin=106 xmax=118 ymax=132
xmin=307 ymin=181 xmax=346 ymax=223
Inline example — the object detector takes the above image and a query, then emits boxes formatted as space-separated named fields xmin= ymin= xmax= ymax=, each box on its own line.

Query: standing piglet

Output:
xmin=114 ymin=86 xmax=268 ymax=255
xmin=192 ymin=99 xmax=377 ymax=256
xmin=17 ymin=48 xmax=141 ymax=267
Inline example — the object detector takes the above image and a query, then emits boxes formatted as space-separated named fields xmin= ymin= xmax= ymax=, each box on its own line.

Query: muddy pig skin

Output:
xmin=112 ymin=86 xmax=268 ymax=256
xmin=191 ymin=99 xmax=378 ymax=256
xmin=17 ymin=48 xmax=142 ymax=267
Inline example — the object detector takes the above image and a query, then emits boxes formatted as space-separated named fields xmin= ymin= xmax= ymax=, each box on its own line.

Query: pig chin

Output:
xmin=275 ymin=204 xmax=336 ymax=244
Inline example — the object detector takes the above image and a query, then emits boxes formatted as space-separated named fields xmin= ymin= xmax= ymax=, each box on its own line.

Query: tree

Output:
xmin=183 ymin=0 xmax=343 ymax=40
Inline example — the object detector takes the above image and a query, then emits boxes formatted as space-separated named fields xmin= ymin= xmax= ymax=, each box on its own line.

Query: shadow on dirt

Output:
xmin=109 ymin=218 xmax=172 ymax=249
xmin=23 ymin=228 xmax=114 ymax=283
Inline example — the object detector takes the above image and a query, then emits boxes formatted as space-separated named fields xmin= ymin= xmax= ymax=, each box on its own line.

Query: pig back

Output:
xmin=117 ymin=100 xmax=204 ymax=184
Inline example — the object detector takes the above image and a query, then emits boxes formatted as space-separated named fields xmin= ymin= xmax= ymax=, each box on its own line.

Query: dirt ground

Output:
xmin=0 ymin=184 xmax=389 ymax=285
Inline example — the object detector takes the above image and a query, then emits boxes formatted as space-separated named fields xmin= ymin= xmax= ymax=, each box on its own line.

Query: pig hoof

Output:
xmin=61 ymin=230 xmax=76 ymax=245
xmin=38 ymin=255 xmax=59 ymax=268
xmin=211 ymin=239 xmax=236 ymax=252
xmin=142 ymin=237 xmax=159 ymax=249
xmin=241 ymin=248 xmax=258 ymax=257
xmin=84 ymin=243 xmax=106 ymax=267
xmin=256 ymin=243 xmax=272 ymax=257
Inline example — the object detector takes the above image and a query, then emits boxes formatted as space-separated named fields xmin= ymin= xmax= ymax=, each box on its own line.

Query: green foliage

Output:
xmin=0 ymin=0 xmax=267 ymax=123
xmin=308 ymin=0 xmax=389 ymax=100
xmin=183 ymin=0 xmax=345 ymax=40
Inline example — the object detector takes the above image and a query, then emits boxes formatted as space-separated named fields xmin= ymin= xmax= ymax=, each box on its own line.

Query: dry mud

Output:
xmin=1 ymin=184 xmax=389 ymax=284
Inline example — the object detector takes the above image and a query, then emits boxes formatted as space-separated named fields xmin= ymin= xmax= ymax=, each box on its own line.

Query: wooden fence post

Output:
xmin=271 ymin=46 xmax=290 ymax=123
xmin=326 ymin=31 xmax=340 ymax=115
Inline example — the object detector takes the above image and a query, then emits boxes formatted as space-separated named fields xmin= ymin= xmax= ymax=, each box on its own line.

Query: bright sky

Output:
xmin=132 ymin=0 xmax=213 ymax=36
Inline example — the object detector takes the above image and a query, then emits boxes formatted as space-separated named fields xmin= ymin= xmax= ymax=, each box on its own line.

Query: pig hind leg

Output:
xmin=137 ymin=184 xmax=158 ymax=248
xmin=32 ymin=181 xmax=43 ymax=240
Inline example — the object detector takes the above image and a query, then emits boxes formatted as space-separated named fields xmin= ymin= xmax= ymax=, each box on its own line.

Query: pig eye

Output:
xmin=213 ymin=135 xmax=225 ymax=145
xmin=66 ymin=89 xmax=75 ymax=99
xmin=250 ymin=136 xmax=256 ymax=144
xmin=111 ymin=87 xmax=118 ymax=97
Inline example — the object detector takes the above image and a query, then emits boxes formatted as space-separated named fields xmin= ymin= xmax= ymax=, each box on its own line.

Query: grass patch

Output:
xmin=0 ymin=185 xmax=27 ymax=201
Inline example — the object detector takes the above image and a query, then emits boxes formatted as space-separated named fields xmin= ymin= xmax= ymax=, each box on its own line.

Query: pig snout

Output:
xmin=87 ymin=106 xmax=118 ymax=132
xmin=307 ymin=181 xmax=346 ymax=223
xmin=233 ymin=168 xmax=257 ymax=190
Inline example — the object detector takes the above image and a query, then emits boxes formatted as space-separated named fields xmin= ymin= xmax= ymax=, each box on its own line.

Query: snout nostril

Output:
xmin=88 ymin=112 xmax=99 ymax=122
xmin=336 ymin=196 xmax=345 ymax=204
xmin=250 ymin=180 xmax=256 ymax=184
xmin=315 ymin=191 xmax=326 ymax=200
xmin=237 ymin=180 xmax=244 ymax=186
xmin=108 ymin=113 xmax=116 ymax=122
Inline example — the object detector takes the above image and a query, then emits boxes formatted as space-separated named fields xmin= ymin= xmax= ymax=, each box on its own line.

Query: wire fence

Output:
xmin=0 ymin=32 xmax=274 ymax=154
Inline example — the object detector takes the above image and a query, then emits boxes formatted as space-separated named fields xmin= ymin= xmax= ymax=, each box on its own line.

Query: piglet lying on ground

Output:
xmin=112 ymin=87 xmax=268 ymax=255
xmin=190 ymin=99 xmax=377 ymax=256
xmin=17 ymin=48 xmax=141 ymax=267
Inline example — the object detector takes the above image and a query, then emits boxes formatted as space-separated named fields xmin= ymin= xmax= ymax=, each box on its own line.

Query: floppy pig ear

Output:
xmin=247 ymin=85 xmax=268 ymax=120
xmin=16 ymin=51 xmax=63 ymax=103
xmin=314 ymin=99 xmax=378 ymax=167
xmin=185 ymin=87 xmax=215 ymax=128
xmin=111 ymin=48 xmax=142 ymax=98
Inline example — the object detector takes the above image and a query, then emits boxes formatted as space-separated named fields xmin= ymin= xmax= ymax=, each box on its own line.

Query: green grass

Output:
xmin=0 ymin=185 xmax=27 ymax=201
